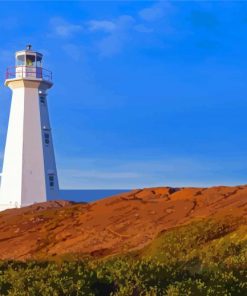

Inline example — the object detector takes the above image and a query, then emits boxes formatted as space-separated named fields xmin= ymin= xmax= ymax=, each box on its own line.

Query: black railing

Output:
xmin=6 ymin=66 xmax=52 ymax=82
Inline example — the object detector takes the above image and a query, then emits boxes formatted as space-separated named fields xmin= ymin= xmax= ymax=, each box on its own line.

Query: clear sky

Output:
xmin=0 ymin=1 xmax=247 ymax=189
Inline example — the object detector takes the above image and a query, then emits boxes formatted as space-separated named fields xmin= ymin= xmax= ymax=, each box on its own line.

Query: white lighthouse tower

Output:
xmin=0 ymin=45 xmax=59 ymax=211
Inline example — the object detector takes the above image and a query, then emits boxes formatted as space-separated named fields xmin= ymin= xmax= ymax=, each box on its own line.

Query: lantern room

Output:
xmin=5 ymin=45 xmax=52 ymax=82
xmin=16 ymin=45 xmax=43 ymax=68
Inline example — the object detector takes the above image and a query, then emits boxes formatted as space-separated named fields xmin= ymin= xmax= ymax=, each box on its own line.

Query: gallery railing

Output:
xmin=6 ymin=66 xmax=52 ymax=82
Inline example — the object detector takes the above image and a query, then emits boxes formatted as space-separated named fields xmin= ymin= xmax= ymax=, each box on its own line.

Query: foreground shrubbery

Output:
xmin=0 ymin=259 xmax=246 ymax=295
xmin=0 ymin=217 xmax=247 ymax=295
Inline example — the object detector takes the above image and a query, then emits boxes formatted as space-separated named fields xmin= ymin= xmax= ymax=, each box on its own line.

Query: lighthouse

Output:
xmin=0 ymin=45 xmax=59 ymax=211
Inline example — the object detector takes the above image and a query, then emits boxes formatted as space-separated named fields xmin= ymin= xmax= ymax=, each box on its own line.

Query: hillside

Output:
xmin=0 ymin=185 xmax=247 ymax=260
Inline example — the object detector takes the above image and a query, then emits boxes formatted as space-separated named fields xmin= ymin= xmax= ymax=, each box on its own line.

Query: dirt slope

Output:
xmin=0 ymin=185 xmax=247 ymax=260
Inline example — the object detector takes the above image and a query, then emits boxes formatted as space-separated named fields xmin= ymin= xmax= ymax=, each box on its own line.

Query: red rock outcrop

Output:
xmin=0 ymin=185 xmax=246 ymax=260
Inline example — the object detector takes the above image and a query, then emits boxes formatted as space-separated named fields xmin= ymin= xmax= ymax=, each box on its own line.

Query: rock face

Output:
xmin=0 ymin=185 xmax=247 ymax=260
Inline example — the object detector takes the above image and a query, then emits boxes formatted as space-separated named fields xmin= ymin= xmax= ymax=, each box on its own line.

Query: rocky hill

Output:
xmin=0 ymin=185 xmax=247 ymax=260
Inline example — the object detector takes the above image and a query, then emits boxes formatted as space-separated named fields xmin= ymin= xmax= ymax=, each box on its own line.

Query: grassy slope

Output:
xmin=140 ymin=215 xmax=247 ymax=270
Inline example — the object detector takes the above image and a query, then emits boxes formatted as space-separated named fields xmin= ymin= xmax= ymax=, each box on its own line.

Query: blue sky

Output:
xmin=0 ymin=1 xmax=247 ymax=189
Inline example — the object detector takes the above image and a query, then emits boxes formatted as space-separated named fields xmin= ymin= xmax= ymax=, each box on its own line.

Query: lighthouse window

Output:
xmin=26 ymin=55 xmax=35 ymax=66
xmin=40 ymin=96 xmax=46 ymax=105
xmin=48 ymin=175 xmax=54 ymax=188
xmin=37 ymin=55 xmax=42 ymax=67
xmin=17 ymin=55 xmax=25 ymax=66
xmin=44 ymin=133 xmax=50 ymax=145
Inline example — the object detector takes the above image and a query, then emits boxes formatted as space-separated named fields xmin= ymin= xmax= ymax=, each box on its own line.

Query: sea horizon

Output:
xmin=53 ymin=189 xmax=131 ymax=203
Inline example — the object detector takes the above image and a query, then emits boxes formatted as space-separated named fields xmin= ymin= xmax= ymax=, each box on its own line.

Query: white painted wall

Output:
xmin=40 ymin=92 xmax=60 ymax=200
xmin=21 ymin=86 xmax=47 ymax=206
xmin=0 ymin=87 xmax=25 ymax=210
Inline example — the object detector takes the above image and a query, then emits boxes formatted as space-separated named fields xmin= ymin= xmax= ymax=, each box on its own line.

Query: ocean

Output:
xmin=51 ymin=189 xmax=131 ymax=203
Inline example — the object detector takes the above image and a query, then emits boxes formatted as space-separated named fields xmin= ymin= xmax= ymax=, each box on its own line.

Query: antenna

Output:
xmin=26 ymin=44 xmax=32 ymax=51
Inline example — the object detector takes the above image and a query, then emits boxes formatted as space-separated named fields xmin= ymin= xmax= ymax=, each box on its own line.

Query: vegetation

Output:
xmin=0 ymin=216 xmax=247 ymax=295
